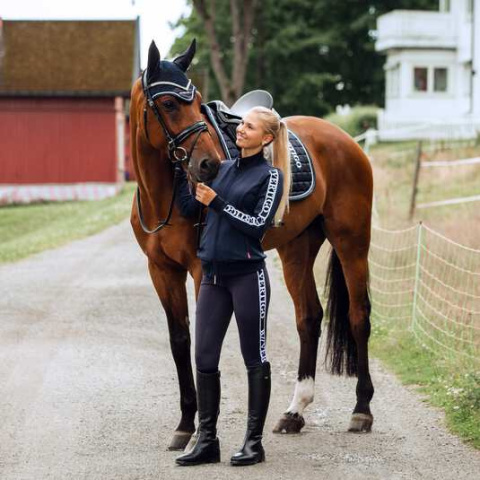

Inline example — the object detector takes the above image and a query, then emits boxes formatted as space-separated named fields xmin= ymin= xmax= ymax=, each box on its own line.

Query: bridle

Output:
xmin=141 ymin=70 xmax=209 ymax=163
xmin=136 ymin=70 xmax=209 ymax=234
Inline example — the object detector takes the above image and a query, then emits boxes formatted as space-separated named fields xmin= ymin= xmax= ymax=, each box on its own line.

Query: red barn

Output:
xmin=0 ymin=19 xmax=140 ymax=204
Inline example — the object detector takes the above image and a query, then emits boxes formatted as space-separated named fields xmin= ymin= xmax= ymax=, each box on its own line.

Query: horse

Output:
xmin=130 ymin=39 xmax=374 ymax=451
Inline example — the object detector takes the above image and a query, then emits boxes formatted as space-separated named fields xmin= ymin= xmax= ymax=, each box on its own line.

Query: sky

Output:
xmin=0 ymin=0 xmax=190 ymax=66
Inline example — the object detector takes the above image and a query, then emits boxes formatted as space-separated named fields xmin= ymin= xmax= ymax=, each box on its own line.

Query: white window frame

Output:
xmin=413 ymin=66 xmax=429 ymax=93
xmin=433 ymin=67 xmax=448 ymax=93
xmin=411 ymin=66 xmax=450 ymax=95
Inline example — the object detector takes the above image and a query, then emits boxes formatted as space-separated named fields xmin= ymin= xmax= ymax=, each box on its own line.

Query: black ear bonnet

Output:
xmin=145 ymin=61 xmax=196 ymax=103
xmin=144 ymin=39 xmax=197 ymax=103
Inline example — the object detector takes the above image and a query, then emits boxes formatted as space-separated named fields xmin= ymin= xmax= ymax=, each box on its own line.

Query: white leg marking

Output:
xmin=286 ymin=377 xmax=315 ymax=416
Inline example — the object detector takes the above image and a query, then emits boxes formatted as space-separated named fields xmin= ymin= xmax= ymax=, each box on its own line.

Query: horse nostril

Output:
xmin=210 ymin=161 xmax=219 ymax=176
xmin=199 ymin=159 xmax=210 ymax=172
xmin=198 ymin=159 xmax=219 ymax=180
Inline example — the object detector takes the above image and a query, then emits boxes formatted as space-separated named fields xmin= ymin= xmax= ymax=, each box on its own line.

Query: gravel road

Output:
xmin=1 ymin=220 xmax=479 ymax=480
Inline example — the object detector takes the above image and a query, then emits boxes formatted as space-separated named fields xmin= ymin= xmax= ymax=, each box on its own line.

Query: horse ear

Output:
xmin=147 ymin=41 xmax=161 ymax=81
xmin=173 ymin=38 xmax=196 ymax=72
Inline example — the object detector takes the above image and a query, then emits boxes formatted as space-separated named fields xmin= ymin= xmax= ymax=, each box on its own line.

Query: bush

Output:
xmin=325 ymin=105 xmax=378 ymax=137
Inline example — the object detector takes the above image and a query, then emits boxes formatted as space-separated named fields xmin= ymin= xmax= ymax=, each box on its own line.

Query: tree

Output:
xmin=191 ymin=0 xmax=258 ymax=105
xmin=169 ymin=0 xmax=438 ymax=116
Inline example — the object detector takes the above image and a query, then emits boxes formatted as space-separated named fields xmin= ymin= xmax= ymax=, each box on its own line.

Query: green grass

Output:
xmin=371 ymin=320 xmax=480 ymax=449
xmin=0 ymin=182 xmax=136 ymax=263
xmin=369 ymin=140 xmax=480 ymax=245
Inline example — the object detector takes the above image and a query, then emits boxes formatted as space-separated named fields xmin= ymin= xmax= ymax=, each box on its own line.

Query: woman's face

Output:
xmin=236 ymin=111 xmax=273 ymax=150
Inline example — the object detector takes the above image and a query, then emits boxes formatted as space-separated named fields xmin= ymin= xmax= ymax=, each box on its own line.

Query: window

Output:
xmin=412 ymin=66 xmax=449 ymax=93
xmin=389 ymin=64 xmax=400 ymax=98
xmin=434 ymin=68 xmax=448 ymax=92
xmin=440 ymin=0 xmax=451 ymax=12
xmin=386 ymin=65 xmax=398 ymax=98
xmin=414 ymin=68 xmax=428 ymax=92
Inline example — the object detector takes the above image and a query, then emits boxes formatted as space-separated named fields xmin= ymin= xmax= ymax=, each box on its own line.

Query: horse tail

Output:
xmin=324 ymin=248 xmax=358 ymax=377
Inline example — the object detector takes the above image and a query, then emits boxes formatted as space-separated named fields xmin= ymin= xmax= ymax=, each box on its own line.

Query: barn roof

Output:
xmin=0 ymin=19 xmax=141 ymax=97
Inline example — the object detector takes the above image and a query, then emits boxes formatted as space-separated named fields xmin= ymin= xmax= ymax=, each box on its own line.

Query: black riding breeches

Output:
xmin=195 ymin=266 xmax=271 ymax=373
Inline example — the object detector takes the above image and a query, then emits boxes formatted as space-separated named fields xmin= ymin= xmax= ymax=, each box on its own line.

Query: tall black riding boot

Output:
xmin=175 ymin=370 xmax=221 ymax=466
xmin=231 ymin=362 xmax=271 ymax=466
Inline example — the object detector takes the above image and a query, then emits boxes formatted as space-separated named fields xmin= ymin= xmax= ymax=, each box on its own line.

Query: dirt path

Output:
xmin=1 ymin=220 xmax=479 ymax=480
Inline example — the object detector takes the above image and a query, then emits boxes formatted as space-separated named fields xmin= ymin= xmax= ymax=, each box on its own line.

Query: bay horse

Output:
xmin=130 ymin=40 xmax=373 ymax=450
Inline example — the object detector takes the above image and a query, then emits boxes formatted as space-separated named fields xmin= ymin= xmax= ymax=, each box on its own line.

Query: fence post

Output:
xmin=411 ymin=221 xmax=423 ymax=332
xmin=409 ymin=140 xmax=423 ymax=220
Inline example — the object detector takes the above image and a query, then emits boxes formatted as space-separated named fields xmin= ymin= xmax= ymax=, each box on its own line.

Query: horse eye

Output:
xmin=162 ymin=100 xmax=176 ymax=111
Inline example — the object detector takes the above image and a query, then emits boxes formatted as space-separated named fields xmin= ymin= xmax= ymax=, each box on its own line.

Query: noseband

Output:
xmin=136 ymin=70 xmax=209 ymax=234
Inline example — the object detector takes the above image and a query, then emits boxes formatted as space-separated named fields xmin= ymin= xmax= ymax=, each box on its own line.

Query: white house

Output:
xmin=375 ymin=0 xmax=480 ymax=140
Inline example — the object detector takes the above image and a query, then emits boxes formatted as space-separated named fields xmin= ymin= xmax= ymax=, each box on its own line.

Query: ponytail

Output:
xmin=270 ymin=121 xmax=290 ymax=226
xmin=250 ymin=106 xmax=291 ymax=226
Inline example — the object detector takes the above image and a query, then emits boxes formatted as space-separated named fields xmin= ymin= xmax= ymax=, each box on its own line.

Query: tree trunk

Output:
xmin=255 ymin=5 xmax=266 ymax=87
xmin=192 ymin=0 xmax=257 ymax=106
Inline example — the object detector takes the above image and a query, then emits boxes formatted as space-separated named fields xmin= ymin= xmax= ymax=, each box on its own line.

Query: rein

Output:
xmin=136 ymin=71 xmax=208 ymax=235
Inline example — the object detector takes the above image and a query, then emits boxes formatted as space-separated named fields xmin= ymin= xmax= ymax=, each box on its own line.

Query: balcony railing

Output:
xmin=376 ymin=10 xmax=457 ymax=52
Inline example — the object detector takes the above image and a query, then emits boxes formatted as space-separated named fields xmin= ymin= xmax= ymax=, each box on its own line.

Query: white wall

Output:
xmin=384 ymin=50 xmax=468 ymax=122
xmin=472 ymin=0 xmax=480 ymax=115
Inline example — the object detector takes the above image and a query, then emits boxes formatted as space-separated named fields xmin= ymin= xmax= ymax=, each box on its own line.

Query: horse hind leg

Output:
xmin=273 ymin=218 xmax=325 ymax=434
xmin=325 ymin=227 xmax=374 ymax=433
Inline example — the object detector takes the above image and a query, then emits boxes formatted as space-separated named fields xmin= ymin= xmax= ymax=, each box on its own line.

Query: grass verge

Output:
xmin=371 ymin=323 xmax=480 ymax=449
xmin=0 ymin=182 xmax=136 ymax=264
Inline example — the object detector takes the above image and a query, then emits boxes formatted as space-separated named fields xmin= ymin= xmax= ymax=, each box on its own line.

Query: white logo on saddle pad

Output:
xmin=288 ymin=142 xmax=302 ymax=170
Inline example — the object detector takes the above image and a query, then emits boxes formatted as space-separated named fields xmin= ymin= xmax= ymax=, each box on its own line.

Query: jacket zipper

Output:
xmin=212 ymin=166 xmax=238 ymax=263
xmin=245 ymin=237 xmax=252 ymax=259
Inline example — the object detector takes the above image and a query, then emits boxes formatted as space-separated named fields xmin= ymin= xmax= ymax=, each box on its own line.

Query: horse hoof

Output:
xmin=183 ymin=430 xmax=198 ymax=452
xmin=348 ymin=413 xmax=373 ymax=433
xmin=272 ymin=412 xmax=305 ymax=434
xmin=168 ymin=431 xmax=194 ymax=451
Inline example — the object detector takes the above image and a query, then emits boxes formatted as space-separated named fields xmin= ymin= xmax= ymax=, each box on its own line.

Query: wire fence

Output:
xmin=370 ymin=223 xmax=480 ymax=363
xmin=414 ymin=152 xmax=480 ymax=211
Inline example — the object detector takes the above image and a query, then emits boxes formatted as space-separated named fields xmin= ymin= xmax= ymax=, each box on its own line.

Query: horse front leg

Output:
xmin=148 ymin=259 xmax=197 ymax=450
xmin=273 ymin=222 xmax=325 ymax=434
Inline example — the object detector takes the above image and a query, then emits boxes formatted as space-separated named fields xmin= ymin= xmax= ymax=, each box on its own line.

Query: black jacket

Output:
xmin=176 ymin=151 xmax=284 ymax=277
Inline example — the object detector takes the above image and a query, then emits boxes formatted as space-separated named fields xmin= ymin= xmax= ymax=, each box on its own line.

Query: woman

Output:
xmin=174 ymin=106 xmax=290 ymax=467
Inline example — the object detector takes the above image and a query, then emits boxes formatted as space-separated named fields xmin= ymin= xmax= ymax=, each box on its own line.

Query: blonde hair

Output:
xmin=249 ymin=106 xmax=291 ymax=226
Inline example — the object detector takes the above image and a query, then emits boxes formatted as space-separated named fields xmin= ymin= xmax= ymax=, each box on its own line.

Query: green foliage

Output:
xmin=325 ymin=105 xmax=378 ymax=136
xmin=169 ymin=0 xmax=438 ymax=116
xmin=0 ymin=183 xmax=136 ymax=263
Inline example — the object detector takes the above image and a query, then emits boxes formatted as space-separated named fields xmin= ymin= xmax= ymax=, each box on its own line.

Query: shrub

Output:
xmin=325 ymin=105 xmax=378 ymax=137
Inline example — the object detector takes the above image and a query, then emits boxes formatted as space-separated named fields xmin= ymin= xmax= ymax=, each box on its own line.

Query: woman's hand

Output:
xmin=195 ymin=183 xmax=217 ymax=206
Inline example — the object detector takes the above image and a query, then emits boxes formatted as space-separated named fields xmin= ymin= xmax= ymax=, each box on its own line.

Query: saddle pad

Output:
xmin=202 ymin=103 xmax=315 ymax=201
xmin=287 ymin=130 xmax=315 ymax=201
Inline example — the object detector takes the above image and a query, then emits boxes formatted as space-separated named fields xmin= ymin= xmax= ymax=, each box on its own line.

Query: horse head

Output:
xmin=137 ymin=39 xmax=221 ymax=182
